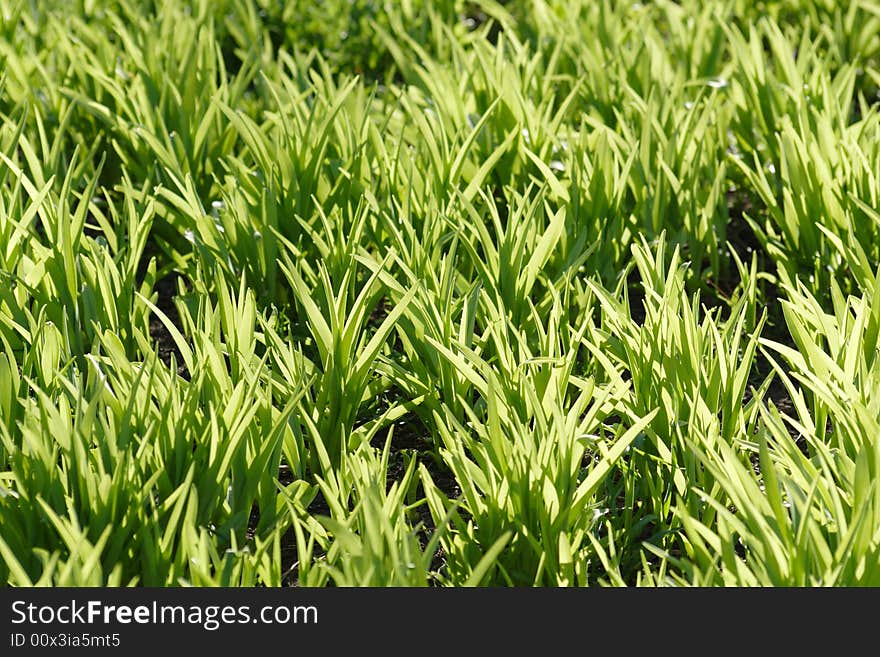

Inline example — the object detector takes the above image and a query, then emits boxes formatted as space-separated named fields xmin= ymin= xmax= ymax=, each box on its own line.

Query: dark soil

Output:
xmin=148 ymin=271 xmax=191 ymax=380
xmin=136 ymin=241 xmax=191 ymax=379
xmin=723 ymin=190 xmax=802 ymax=438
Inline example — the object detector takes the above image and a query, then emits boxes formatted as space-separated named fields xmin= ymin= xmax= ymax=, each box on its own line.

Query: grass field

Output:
xmin=1 ymin=0 xmax=880 ymax=587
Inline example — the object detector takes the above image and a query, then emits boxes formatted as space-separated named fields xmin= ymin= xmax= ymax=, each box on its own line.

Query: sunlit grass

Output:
xmin=1 ymin=0 xmax=879 ymax=587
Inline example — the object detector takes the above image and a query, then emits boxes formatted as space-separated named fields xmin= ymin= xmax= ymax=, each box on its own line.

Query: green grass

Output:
xmin=1 ymin=0 xmax=880 ymax=587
